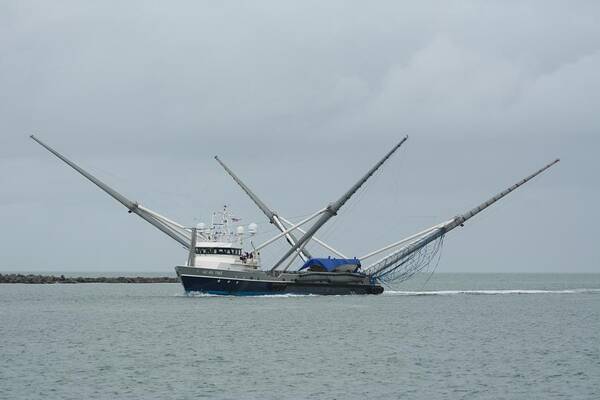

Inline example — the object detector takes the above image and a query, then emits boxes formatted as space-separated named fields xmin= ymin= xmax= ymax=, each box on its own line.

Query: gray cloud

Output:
xmin=1 ymin=1 xmax=598 ymax=272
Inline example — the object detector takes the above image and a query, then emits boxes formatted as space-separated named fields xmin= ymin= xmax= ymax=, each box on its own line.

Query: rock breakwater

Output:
xmin=0 ymin=274 xmax=179 ymax=284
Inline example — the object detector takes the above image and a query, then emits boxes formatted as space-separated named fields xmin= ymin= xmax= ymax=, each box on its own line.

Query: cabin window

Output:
xmin=195 ymin=247 xmax=242 ymax=255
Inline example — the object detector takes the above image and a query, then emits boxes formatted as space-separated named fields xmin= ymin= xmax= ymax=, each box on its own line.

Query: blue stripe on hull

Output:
xmin=180 ymin=275 xmax=383 ymax=296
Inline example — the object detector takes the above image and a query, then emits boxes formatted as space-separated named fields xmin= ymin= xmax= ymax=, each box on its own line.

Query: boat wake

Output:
xmin=384 ymin=288 xmax=600 ymax=296
xmin=173 ymin=289 xmax=600 ymax=298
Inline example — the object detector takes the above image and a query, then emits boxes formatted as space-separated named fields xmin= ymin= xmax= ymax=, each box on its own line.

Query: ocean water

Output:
xmin=1 ymin=273 xmax=599 ymax=400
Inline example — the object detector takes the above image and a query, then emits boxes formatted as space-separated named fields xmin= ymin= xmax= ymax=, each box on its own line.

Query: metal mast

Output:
xmin=271 ymin=136 xmax=409 ymax=272
xmin=30 ymin=135 xmax=192 ymax=248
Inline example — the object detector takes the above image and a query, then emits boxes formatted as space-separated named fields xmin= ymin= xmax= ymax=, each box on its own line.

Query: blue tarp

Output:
xmin=299 ymin=257 xmax=361 ymax=272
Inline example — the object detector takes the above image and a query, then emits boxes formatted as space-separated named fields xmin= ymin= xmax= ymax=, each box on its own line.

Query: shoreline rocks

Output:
xmin=0 ymin=273 xmax=179 ymax=284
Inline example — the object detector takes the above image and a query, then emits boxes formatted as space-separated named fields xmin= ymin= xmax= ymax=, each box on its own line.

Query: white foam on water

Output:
xmin=173 ymin=292 xmax=219 ymax=297
xmin=252 ymin=293 xmax=318 ymax=298
xmin=384 ymin=288 xmax=600 ymax=296
xmin=173 ymin=292 xmax=316 ymax=298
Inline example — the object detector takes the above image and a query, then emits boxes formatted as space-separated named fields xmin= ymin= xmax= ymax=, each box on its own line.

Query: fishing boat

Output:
xmin=31 ymin=135 xmax=559 ymax=295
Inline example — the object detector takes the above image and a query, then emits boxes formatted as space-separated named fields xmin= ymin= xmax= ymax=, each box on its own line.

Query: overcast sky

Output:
xmin=1 ymin=1 xmax=598 ymax=273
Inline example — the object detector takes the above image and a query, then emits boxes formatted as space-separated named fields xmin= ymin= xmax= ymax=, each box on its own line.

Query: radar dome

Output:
xmin=248 ymin=223 xmax=258 ymax=235
xmin=236 ymin=226 xmax=245 ymax=235
xmin=196 ymin=222 xmax=206 ymax=231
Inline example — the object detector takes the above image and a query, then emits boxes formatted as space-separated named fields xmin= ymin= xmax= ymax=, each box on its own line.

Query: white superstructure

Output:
xmin=186 ymin=206 xmax=261 ymax=271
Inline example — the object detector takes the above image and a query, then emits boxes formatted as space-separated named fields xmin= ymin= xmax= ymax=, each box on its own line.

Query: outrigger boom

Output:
xmin=30 ymin=135 xmax=193 ymax=249
xmin=365 ymin=158 xmax=560 ymax=283
xmin=270 ymin=136 xmax=409 ymax=271
xmin=215 ymin=157 xmax=347 ymax=259
xmin=215 ymin=155 xmax=312 ymax=262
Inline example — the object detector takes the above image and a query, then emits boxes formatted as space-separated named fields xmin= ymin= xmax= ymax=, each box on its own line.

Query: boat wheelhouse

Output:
xmin=186 ymin=206 xmax=261 ymax=272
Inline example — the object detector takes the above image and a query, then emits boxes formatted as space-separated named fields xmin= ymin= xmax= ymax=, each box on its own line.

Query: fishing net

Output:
xmin=369 ymin=232 xmax=445 ymax=284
